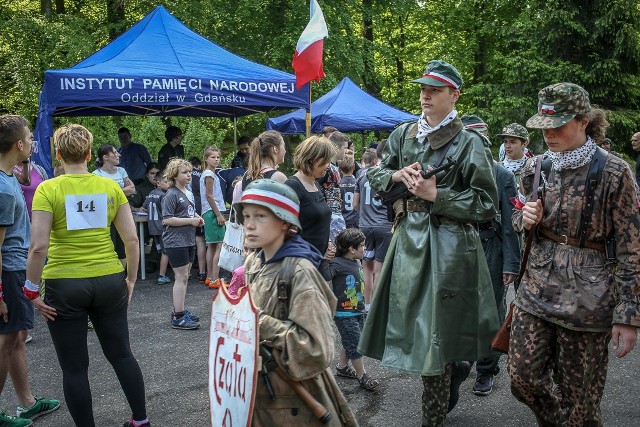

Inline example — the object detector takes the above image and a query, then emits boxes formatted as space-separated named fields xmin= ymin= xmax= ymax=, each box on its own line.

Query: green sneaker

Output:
xmin=16 ymin=397 xmax=60 ymax=420
xmin=0 ymin=411 xmax=33 ymax=426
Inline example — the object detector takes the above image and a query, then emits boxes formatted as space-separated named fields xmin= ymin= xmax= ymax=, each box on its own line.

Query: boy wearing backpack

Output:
xmin=237 ymin=179 xmax=358 ymax=426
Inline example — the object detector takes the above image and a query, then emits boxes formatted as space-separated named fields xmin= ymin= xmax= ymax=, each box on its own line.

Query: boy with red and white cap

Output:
xmin=237 ymin=179 xmax=357 ymax=426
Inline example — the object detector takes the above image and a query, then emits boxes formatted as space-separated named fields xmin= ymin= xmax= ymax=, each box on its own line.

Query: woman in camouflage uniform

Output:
xmin=509 ymin=83 xmax=640 ymax=426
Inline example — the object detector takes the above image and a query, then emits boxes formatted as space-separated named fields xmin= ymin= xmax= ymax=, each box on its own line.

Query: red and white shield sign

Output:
xmin=209 ymin=284 xmax=258 ymax=427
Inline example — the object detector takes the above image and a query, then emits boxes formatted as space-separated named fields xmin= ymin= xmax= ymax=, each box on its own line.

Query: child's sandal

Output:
xmin=358 ymin=373 xmax=379 ymax=391
xmin=336 ymin=364 xmax=358 ymax=379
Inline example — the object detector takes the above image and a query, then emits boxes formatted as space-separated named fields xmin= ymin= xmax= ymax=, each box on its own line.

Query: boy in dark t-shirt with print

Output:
xmin=320 ymin=228 xmax=378 ymax=391
xmin=339 ymin=157 xmax=359 ymax=228
xmin=142 ymin=171 xmax=171 ymax=285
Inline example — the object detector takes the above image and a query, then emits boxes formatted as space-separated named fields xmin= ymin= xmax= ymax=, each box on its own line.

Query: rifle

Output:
xmin=259 ymin=345 xmax=332 ymax=424
xmin=375 ymin=156 xmax=457 ymax=222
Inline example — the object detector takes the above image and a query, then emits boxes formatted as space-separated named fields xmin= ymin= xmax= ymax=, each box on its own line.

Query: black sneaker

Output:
xmin=447 ymin=361 xmax=471 ymax=413
xmin=473 ymin=372 xmax=494 ymax=396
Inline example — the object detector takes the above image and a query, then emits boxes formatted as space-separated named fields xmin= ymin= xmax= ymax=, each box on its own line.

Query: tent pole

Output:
xmin=305 ymin=83 xmax=312 ymax=137
xmin=233 ymin=116 xmax=237 ymax=145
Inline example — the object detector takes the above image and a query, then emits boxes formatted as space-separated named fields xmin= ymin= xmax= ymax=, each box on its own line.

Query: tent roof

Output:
xmin=266 ymin=77 xmax=417 ymax=134
xmin=41 ymin=5 xmax=308 ymax=118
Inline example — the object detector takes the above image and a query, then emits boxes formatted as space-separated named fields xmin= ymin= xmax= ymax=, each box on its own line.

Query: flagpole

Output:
xmin=306 ymin=82 xmax=312 ymax=137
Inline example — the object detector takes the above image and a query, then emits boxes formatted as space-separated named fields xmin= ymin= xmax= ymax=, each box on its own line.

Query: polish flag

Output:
xmin=292 ymin=0 xmax=328 ymax=90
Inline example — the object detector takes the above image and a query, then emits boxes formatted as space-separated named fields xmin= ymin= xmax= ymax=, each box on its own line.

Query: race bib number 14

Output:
xmin=65 ymin=193 xmax=108 ymax=230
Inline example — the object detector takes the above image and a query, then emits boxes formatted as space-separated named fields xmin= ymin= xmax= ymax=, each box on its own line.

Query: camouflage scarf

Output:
xmin=416 ymin=109 xmax=458 ymax=143
xmin=545 ymin=137 xmax=596 ymax=171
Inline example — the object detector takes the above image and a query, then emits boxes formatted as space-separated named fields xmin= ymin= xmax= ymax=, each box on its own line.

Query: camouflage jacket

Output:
xmin=513 ymin=151 xmax=640 ymax=331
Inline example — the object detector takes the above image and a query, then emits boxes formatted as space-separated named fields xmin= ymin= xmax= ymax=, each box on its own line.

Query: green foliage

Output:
xmin=1 ymin=0 xmax=640 ymax=166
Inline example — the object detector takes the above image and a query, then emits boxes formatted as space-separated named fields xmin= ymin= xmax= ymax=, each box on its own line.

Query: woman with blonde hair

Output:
xmin=284 ymin=135 xmax=335 ymax=255
xmin=26 ymin=124 xmax=149 ymax=427
xmin=200 ymin=146 xmax=226 ymax=284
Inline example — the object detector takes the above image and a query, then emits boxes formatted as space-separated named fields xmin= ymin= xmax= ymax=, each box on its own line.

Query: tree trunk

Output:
xmin=55 ymin=0 xmax=65 ymax=14
xmin=394 ymin=15 xmax=405 ymax=84
xmin=361 ymin=0 xmax=379 ymax=96
xmin=41 ymin=0 xmax=52 ymax=17
xmin=107 ymin=0 xmax=126 ymax=41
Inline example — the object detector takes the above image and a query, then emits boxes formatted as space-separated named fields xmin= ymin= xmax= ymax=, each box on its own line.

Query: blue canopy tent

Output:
xmin=33 ymin=5 xmax=309 ymax=176
xmin=266 ymin=77 xmax=417 ymax=134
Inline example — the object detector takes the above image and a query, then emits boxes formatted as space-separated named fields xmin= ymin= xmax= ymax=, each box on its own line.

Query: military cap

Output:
xmin=496 ymin=123 xmax=529 ymax=140
xmin=236 ymin=179 xmax=302 ymax=230
xmin=526 ymin=83 xmax=591 ymax=129
xmin=411 ymin=60 xmax=463 ymax=89
xmin=461 ymin=114 xmax=488 ymax=132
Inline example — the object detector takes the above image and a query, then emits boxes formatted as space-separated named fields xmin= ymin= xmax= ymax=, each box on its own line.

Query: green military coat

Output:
xmin=358 ymin=117 xmax=500 ymax=376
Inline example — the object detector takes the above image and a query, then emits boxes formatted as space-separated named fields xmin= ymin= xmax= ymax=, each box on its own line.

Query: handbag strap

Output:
xmin=514 ymin=156 xmax=544 ymax=292
xmin=228 ymin=204 xmax=239 ymax=224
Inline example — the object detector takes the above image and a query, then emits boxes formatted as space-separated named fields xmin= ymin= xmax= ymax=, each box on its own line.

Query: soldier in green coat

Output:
xmin=358 ymin=60 xmax=500 ymax=427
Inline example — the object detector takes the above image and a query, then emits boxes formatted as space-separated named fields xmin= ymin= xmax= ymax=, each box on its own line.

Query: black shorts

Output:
xmin=44 ymin=272 xmax=128 ymax=319
xmin=0 ymin=270 xmax=34 ymax=334
xmin=165 ymin=246 xmax=196 ymax=268
xmin=334 ymin=315 xmax=364 ymax=360
xmin=195 ymin=225 xmax=204 ymax=237
xmin=361 ymin=226 xmax=392 ymax=262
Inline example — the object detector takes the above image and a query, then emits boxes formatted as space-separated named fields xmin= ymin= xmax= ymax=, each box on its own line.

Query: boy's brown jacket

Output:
xmin=245 ymin=252 xmax=359 ymax=427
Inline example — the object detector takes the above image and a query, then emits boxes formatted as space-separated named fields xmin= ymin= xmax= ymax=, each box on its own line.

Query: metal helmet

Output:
xmin=235 ymin=179 xmax=302 ymax=230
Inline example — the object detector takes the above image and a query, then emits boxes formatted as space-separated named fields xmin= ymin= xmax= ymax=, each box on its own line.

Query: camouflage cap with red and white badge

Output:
xmin=526 ymin=82 xmax=591 ymax=129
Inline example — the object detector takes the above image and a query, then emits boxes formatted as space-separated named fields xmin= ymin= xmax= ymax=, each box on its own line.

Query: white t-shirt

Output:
xmin=93 ymin=167 xmax=128 ymax=188
xmin=200 ymin=169 xmax=226 ymax=214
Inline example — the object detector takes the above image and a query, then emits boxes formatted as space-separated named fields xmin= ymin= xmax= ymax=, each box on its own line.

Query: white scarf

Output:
xmin=502 ymin=157 xmax=527 ymax=174
xmin=545 ymin=137 xmax=596 ymax=171
xmin=417 ymin=110 xmax=458 ymax=143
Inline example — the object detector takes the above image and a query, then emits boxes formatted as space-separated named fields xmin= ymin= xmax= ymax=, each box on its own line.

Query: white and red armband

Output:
xmin=510 ymin=192 xmax=527 ymax=210
xmin=23 ymin=279 xmax=40 ymax=300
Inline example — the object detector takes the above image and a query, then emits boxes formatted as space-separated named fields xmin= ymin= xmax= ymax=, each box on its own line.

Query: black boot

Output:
xmin=447 ymin=361 xmax=471 ymax=413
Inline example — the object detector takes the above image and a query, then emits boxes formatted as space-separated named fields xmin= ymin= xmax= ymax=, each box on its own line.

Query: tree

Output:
xmin=1 ymin=0 xmax=639 ymax=160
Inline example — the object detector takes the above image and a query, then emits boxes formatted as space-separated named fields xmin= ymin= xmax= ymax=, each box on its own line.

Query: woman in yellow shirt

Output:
xmin=24 ymin=124 xmax=150 ymax=427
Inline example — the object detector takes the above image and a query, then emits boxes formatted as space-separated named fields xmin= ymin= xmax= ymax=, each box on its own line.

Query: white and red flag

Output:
xmin=292 ymin=0 xmax=328 ymax=90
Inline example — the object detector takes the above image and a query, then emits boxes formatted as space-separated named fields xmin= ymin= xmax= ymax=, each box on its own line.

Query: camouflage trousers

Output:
xmin=421 ymin=364 xmax=451 ymax=427
xmin=507 ymin=307 xmax=610 ymax=427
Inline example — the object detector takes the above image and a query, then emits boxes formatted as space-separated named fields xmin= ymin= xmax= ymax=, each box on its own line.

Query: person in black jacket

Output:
xmin=157 ymin=126 xmax=184 ymax=170
xmin=230 ymin=136 xmax=250 ymax=169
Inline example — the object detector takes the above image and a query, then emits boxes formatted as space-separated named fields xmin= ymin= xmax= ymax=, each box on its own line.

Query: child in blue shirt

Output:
xmin=320 ymin=228 xmax=379 ymax=391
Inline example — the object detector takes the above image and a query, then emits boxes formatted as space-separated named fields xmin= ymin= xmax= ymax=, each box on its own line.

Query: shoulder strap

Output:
xmin=433 ymin=138 xmax=454 ymax=168
xmin=514 ymin=156 xmax=544 ymax=292
xmin=578 ymin=147 xmax=608 ymax=247
xmin=276 ymin=257 xmax=300 ymax=320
